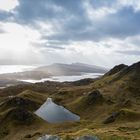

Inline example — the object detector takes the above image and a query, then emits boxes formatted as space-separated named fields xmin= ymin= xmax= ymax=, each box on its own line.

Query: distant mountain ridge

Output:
xmin=0 ymin=62 xmax=107 ymax=87
xmin=35 ymin=62 xmax=107 ymax=76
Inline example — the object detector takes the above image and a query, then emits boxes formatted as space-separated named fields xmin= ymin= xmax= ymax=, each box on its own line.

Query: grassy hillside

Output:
xmin=0 ymin=61 xmax=139 ymax=140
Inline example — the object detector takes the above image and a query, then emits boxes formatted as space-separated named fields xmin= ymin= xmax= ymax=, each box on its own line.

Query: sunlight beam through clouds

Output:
xmin=0 ymin=0 xmax=140 ymax=66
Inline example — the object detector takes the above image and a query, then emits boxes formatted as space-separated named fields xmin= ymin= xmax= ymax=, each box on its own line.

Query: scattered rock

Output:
xmin=76 ymin=135 xmax=100 ymax=140
xmin=37 ymin=135 xmax=60 ymax=140
xmin=24 ymin=134 xmax=32 ymax=138
xmin=103 ymin=112 xmax=120 ymax=124
xmin=117 ymin=99 xmax=131 ymax=108
xmin=32 ymin=132 xmax=42 ymax=137
xmin=106 ymin=99 xmax=114 ymax=105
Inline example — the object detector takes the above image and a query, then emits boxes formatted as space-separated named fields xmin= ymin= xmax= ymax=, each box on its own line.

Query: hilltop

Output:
xmin=35 ymin=63 xmax=107 ymax=76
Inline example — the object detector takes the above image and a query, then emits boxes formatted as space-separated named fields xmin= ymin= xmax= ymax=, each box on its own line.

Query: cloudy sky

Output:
xmin=0 ymin=0 xmax=140 ymax=67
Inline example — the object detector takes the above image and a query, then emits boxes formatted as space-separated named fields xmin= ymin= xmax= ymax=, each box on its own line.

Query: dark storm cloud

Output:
xmin=13 ymin=0 xmax=86 ymax=24
xmin=47 ymin=7 xmax=140 ymax=42
xmin=1 ymin=0 xmax=140 ymax=45
xmin=105 ymin=7 xmax=140 ymax=38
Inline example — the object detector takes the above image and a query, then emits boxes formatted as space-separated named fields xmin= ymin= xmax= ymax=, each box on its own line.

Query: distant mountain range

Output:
xmin=0 ymin=63 xmax=107 ymax=87
xmin=35 ymin=62 xmax=107 ymax=76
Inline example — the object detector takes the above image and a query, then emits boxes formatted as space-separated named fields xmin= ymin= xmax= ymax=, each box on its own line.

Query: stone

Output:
xmin=103 ymin=112 xmax=120 ymax=124
xmin=76 ymin=135 xmax=100 ymax=140
xmin=37 ymin=135 xmax=60 ymax=140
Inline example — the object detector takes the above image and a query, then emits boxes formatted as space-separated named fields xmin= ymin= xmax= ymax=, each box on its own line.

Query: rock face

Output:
xmin=12 ymin=108 xmax=34 ymax=122
xmin=4 ymin=96 xmax=38 ymax=111
xmin=37 ymin=135 xmax=60 ymax=140
xmin=0 ymin=107 xmax=35 ymax=125
xmin=86 ymin=90 xmax=103 ymax=105
xmin=76 ymin=135 xmax=100 ymax=140
xmin=35 ymin=98 xmax=80 ymax=123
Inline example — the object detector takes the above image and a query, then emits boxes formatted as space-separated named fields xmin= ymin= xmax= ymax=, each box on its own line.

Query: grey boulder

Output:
xmin=37 ymin=135 xmax=60 ymax=140
xmin=76 ymin=135 xmax=100 ymax=140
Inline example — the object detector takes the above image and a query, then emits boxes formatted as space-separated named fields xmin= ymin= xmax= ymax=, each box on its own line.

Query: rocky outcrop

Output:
xmin=104 ymin=64 xmax=128 ymax=76
xmin=103 ymin=109 xmax=140 ymax=124
xmin=103 ymin=112 xmax=120 ymax=124
xmin=0 ymin=107 xmax=36 ymax=125
xmin=0 ymin=96 xmax=39 ymax=112
xmin=10 ymin=108 xmax=34 ymax=122
xmin=86 ymin=90 xmax=104 ymax=105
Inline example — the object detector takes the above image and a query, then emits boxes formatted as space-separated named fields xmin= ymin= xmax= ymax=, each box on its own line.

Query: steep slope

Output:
xmin=91 ymin=61 xmax=140 ymax=98
xmin=0 ymin=90 xmax=47 ymax=140
xmin=104 ymin=64 xmax=128 ymax=76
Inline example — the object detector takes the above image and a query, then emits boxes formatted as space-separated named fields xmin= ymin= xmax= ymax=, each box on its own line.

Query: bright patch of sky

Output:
xmin=0 ymin=0 xmax=140 ymax=67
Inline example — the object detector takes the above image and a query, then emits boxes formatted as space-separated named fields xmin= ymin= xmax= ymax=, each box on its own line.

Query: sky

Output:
xmin=0 ymin=0 xmax=140 ymax=67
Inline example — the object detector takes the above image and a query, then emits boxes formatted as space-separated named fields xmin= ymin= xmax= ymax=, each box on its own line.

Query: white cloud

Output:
xmin=42 ymin=38 xmax=140 ymax=67
xmin=84 ymin=1 xmax=117 ymax=20
xmin=0 ymin=22 xmax=45 ymax=64
xmin=118 ymin=0 xmax=140 ymax=12
xmin=84 ymin=0 xmax=140 ymax=21
xmin=0 ymin=0 xmax=139 ymax=66
xmin=0 ymin=0 xmax=19 ymax=12
xmin=0 ymin=20 xmax=139 ymax=66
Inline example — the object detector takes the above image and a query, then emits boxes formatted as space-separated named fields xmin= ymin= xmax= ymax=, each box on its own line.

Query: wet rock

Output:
xmin=76 ymin=135 xmax=100 ymax=140
xmin=103 ymin=112 xmax=120 ymax=124
xmin=37 ymin=135 xmax=60 ymax=140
